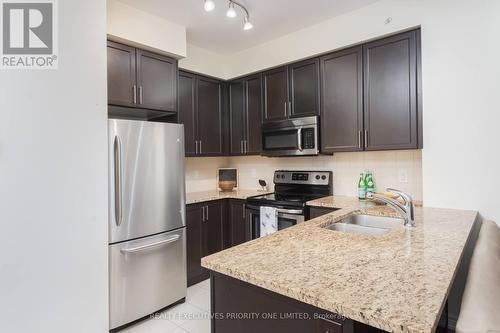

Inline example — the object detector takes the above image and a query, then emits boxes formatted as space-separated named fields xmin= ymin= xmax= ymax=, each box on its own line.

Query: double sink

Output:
xmin=324 ymin=214 xmax=404 ymax=236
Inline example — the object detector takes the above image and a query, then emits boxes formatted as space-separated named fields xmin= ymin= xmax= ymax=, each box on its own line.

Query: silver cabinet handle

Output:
xmin=120 ymin=235 xmax=180 ymax=254
xmin=364 ymin=130 xmax=368 ymax=149
xmin=358 ymin=131 xmax=362 ymax=149
xmin=240 ymin=140 xmax=243 ymax=154
xmin=195 ymin=140 xmax=199 ymax=155
xmin=138 ymin=86 xmax=143 ymax=104
xmin=297 ymin=128 xmax=303 ymax=151
xmin=284 ymin=102 xmax=287 ymax=116
xmin=133 ymin=85 xmax=137 ymax=104
xmin=113 ymin=136 xmax=123 ymax=227
xmin=205 ymin=206 xmax=209 ymax=221
xmin=242 ymin=204 xmax=246 ymax=219
xmin=288 ymin=101 xmax=292 ymax=115
xmin=243 ymin=140 xmax=247 ymax=154
xmin=199 ymin=141 xmax=202 ymax=154
xmin=201 ymin=205 xmax=205 ymax=221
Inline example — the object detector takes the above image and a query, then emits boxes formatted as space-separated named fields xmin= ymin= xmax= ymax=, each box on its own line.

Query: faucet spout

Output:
xmin=368 ymin=189 xmax=416 ymax=227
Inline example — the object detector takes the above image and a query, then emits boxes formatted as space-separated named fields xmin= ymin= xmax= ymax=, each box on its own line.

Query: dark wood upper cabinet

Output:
xmin=320 ymin=46 xmax=363 ymax=153
xmin=245 ymin=74 xmax=263 ymax=154
xmin=107 ymin=40 xmax=178 ymax=116
xmin=263 ymin=66 xmax=289 ymax=122
xmin=197 ymin=77 xmax=223 ymax=155
xmin=289 ymin=58 xmax=320 ymax=118
xmin=228 ymin=74 xmax=262 ymax=155
xmin=178 ymin=71 xmax=224 ymax=157
xmin=136 ymin=49 xmax=177 ymax=112
xmin=107 ymin=41 xmax=136 ymax=107
xmin=229 ymin=80 xmax=246 ymax=155
xmin=178 ymin=71 xmax=197 ymax=156
xmin=363 ymin=30 xmax=418 ymax=150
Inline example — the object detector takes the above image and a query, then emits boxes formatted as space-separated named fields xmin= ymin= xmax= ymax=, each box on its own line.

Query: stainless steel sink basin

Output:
xmin=324 ymin=214 xmax=404 ymax=236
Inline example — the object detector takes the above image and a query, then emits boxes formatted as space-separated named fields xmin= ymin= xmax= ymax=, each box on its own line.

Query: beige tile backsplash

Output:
xmin=185 ymin=150 xmax=423 ymax=201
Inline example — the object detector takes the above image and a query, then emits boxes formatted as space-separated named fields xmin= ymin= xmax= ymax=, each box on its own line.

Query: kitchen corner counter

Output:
xmin=201 ymin=195 xmax=478 ymax=333
xmin=186 ymin=189 xmax=270 ymax=205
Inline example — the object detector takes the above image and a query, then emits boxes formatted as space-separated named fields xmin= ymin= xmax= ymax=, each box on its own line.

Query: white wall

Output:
xmin=107 ymin=0 xmax=186 ymax=58
xmin=0 ymin=1 xmax=108 ymax=332
xmin=179 ymin=43 xmax=229 ymax=79
xmin=222 ymin=0 xmax=500 ymax=225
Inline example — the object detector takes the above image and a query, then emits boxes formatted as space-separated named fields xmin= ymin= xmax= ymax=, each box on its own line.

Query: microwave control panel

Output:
xmin=302 ymin=128 xmax=315 ymax=149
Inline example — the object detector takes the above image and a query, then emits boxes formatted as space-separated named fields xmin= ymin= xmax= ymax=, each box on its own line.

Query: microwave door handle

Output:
xmin=297 ymin=128 xmax=303 ymax=152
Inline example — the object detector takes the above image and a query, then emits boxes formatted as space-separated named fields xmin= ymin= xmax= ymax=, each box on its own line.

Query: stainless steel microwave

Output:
xmin=261 ymin=116 xmax=319 ymax=157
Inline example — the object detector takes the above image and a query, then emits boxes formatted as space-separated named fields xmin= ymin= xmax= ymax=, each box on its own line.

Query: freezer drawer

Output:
xmin=109 ymin=228 xmax=187 ymax=330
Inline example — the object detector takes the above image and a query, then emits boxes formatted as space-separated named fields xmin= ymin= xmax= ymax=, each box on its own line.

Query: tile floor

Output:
xmin=119 ymin=279 xmax=211 ymax=333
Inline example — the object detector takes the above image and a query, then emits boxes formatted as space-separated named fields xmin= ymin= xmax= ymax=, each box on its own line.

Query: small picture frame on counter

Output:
xmin=217 ymin=168 xmax=238 ymax=192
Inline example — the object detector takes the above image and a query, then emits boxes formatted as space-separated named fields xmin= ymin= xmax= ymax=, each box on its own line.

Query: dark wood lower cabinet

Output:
xmin=227 ymin=200 xmax=250 ymax=247
xmin=308 ymin=206 xmax=339 ymax=220
xmin=186 ymin=203 xmax=209 ymax=286
xmin=186 ymin=199 xmax=250 ymax=286
xmin=210 ymin=272 xmax=358 ymax=333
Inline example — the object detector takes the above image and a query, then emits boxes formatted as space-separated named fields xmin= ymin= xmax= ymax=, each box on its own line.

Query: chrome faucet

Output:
xmin=368 ymin=188 xmax=415 ymax=227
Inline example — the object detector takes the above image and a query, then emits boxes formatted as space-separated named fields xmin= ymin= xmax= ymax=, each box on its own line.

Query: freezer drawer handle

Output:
xmin=113 ymin=136 xmax=123 ymax=227
xmin=120 ymin=234 xmax=181 ymax=254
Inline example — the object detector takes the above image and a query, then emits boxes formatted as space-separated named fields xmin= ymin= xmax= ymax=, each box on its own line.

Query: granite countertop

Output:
xmin=201 ymin=195 xmax=478 ymax=333
xmin=186 ymin=189 xmax=270 ymax=205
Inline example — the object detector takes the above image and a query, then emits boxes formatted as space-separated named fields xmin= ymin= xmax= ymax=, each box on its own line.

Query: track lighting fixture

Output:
xmin=203 ymin=0 xmax=253 ymax=31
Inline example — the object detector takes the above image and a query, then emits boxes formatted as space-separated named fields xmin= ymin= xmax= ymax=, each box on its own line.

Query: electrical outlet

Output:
xmin=398 ymin=169 xmax=408 ymax=183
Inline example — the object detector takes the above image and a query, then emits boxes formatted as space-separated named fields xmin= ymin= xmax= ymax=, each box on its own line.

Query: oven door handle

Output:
xmin=246 ymin=204 xmax=303 ymax=215
xmin=276 ymin=208 xmax=303 ymax=215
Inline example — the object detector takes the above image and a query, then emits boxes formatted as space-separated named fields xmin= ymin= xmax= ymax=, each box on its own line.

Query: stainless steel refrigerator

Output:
xmin=108 ymin=119 xmax=187 ymax=331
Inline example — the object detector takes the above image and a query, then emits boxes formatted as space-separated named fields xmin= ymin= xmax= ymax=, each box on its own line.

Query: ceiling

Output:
xmin=117 ymin=0 xmax=380 ymax=54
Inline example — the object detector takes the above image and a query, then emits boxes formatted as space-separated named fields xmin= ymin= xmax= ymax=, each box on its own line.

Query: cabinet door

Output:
xmin=107 ymin=41 xmax=136 ymax=107
xmin=320 ymin=46 xmax=363 ymax=153
xmin=228 ymin=200 xmax=249 ymax=247
xmin=363 ymin=30 xmax=418 ymax=150
xmin=136 ymin=49 xmax=177 ymax=112
xmin=263 ymin=66 xmax=289 ymax=122
xmin=186 ymin=204 xmax=207 ymax=286
xmin=245 ymin=74 xmax=263 ymax=155
xmin=197 ymin=77 xmax=223 ymax=155
xmin=229 ymin=80 xmax=246 ymax=155
xmin=204 ymin=202 xmax=224 ymax=256
xmin=289 ymin=58 xmax=320 ymax=118
xmin=178 ymin=71 xmax=197 ymax=156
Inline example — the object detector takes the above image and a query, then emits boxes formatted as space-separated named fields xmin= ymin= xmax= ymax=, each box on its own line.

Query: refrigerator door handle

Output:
xmin=113 ymin=136 xmax=123 ymax=227
xmin=120 ymin=234 xmax=181 ymax=254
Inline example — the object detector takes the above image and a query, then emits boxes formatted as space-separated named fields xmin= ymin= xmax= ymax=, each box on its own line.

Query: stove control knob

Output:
xmin=321 ymin=175 xmax=327 ymax=180
xmin=315 ymin=175 xmax=320 ymax=180
xmin=276 ymin=175 xmax=280 ymax=179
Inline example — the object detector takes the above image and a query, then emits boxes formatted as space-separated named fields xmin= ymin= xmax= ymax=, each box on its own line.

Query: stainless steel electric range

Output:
xmin=246 ymin=170 xmax=333 ymax=239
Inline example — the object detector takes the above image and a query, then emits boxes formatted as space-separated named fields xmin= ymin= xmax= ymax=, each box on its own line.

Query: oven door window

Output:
xmin=262 ymin=129 xmax=299 ymax=150
xmin=250 ymin=210 xmax=304 ymax=239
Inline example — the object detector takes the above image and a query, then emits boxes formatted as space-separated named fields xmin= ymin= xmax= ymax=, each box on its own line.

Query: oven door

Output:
xmin=246 ymin=205 xmax=305 ymax=239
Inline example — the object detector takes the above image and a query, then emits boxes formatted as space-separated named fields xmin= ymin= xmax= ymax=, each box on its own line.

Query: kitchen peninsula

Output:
xmin=201 ymin=197 xmax=478 ymax=333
